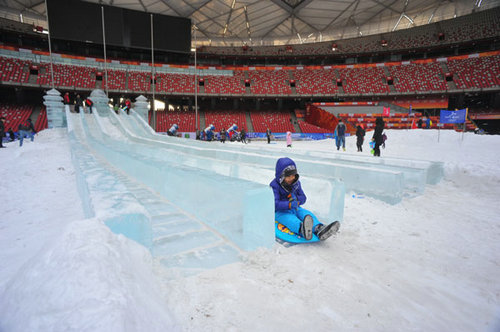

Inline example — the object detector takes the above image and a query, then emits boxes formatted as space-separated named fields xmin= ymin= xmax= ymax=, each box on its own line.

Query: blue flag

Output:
xmin=440 ymin=109 xmax=467 ymax=124
xmin=408 ymin=104 xmax=412 ymax=115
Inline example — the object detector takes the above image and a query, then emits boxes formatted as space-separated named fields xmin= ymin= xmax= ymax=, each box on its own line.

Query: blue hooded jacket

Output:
xmin=269 ymin=157 xmax=307 ymax=212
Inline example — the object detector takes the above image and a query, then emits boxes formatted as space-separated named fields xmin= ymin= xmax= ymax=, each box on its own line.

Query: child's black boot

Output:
xmin=315 ymin=221 xmax=340 ymax=241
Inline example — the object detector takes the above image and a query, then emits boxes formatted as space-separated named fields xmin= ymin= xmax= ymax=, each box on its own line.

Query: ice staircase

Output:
xmin=67 ymin=110 xmax=242 ymax=277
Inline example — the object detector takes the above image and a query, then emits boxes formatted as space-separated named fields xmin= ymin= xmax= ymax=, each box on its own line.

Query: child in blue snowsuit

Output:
xmin=269 ymin=157 xmax=339 ymax=241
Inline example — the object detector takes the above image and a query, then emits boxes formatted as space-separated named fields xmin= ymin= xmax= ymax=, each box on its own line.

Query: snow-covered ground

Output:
xmin=1 ymin=128 xmax=499 ymax=331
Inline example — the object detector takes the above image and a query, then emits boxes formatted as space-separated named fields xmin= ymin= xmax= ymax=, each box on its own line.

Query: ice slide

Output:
xmin=68 ymin=95 xmax=345 ymax=274
xmin=124 ymin=108 xmax=442 ymax=204
xmin=67 ymin=110 xmax=260 ymax=276
xmin=65 ymin=92 xmax=347 ymax=275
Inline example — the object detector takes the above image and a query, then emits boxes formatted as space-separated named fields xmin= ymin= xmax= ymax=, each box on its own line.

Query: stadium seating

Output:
xmin=103 ymin=69 xmax=126 ymax=91
xmin=128 ymin=71 xmax=151 ymax=92
xmin=157 ymin=73 xmax=197 ymax=94
xmin=197 ymin=7 xmax=499 ymax=57
xmin=447 ymin=55 xmax=500 ymax=89
xmin=294 ymin=69 xmax=338 ymax=95
xmin=37 ymin=63 xmax=97 ymax=88
xmin=248 ymin=70 xmax=292 ymax=95
xmin=440 ymin=8 xmax=500 ymax=44
xmin=388 ymin=62 xmax=447 ymax=92
xmin=338 ymin=67 xmax=390 ymax=94
xmin=34 ymin=106 xmax=48 ymax=132
xmin=0 ymin=57 xmax=30 ymax=83
xmin=298 ymin=121 xmax=331 ymax=133
xmin=250 ymin=111 xmax=295 ymax=133
xmin=155 ymin=110 xmax=199 ymax=132
xmin=0 ymin=104 xmax=33 ymax=131
xmin=204 ymin=72 xmax=246 ymax=95
xmin=204 ymin=110 xmax=247 ymax=132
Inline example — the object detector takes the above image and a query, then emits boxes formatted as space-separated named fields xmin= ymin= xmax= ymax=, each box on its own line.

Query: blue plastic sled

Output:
xmin=275 ymin=221 xmax=320 ymax=244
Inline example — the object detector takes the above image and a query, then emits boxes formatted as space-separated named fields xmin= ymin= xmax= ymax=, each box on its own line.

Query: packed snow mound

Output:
xmin=0 ymin=218 xmax=177 ymax=331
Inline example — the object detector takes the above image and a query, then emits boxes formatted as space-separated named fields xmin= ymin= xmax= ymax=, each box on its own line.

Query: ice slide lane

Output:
xmin=121 ymin=110 xmax=405 ymax=204
xmin=67 ymin=111 xmax=247 ymax=276
xmin=128 ymin=109 xmax=442 ymax=191
xmin=100 ymin=108 xmax=345 ymax=220
xmin=133 ymin=110 xmax=443 ymax=196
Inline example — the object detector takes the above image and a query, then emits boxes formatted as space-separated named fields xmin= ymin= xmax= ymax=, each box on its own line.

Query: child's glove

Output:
xmin=287 ymin=193 xmax=299 ymax=209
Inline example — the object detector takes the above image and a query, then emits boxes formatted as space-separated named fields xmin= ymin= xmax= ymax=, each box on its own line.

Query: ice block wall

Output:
xmin=80 ymin=108 xmax=275 ymax=251
xmin=99 ymin=108 xmax=346 ymax=220
xmin=66 ymin=109 xmax=152 ymax=248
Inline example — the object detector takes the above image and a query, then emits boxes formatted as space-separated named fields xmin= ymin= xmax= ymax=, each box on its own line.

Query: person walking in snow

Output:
xmin=356 ymin=124 xmax=365 ymax=152
xmin=372 ymin=117 xmax=385 ymax=157
xmin=335 ymin=119 xmax=346 ymax=151
xmin=240 ymin=128 xmax=247 ymax=144
xmin=270 ymin=157 xmax=339 ymax=241
xmin=0 ymin=117 xmax=5 ymax=148
xmin=286 ymin=131 xmax=292 ymax=148
xmin=220 ymin=128 xmax=227 ymax=143
xmin=266 ymin=128 xmax=272 ymax=144
xmin=74 ymin=94 xmax=83 ymax=113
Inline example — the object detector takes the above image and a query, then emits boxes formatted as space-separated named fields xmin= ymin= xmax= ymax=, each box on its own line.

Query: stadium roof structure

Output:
xmin=1 ymin=0 xmax=499 ymax=47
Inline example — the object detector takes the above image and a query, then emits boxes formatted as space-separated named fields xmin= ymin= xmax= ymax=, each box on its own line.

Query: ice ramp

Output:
xmin=118 ymin=110 xmax=401 ymax=204
xmin=66 ymin=110 xmax=273 ymax=277
xmin=80 ymin=110 xmax=275 ymax=251
xmin=99 ymin=108 xmax=345 ymax=220
xmin=127 ymin=110 xmax=443 ymax=200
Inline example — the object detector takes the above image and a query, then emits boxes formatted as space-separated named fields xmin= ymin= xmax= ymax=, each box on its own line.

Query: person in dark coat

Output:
xmin=372 ymin=117 xmax=385 ymax=157
xmin=8 ymin=129 xmax=15 ymax=142
xmin=18 ymin=118 xmax=36 ymax=147
xmin=266 ymin=128 xmax=272 ymax=144
xmin=335 ymin=119 xmax=346 ymax=151
xmin=270 ymin=157 xmax=339 ymax=241
xmin=240 ymin=128 xmax=247 ymax=144
xmin=220 ymin=128 xmax=227 ymax=143
xmin=355 ymin=124 xmax=365 ymax=152
xmin=74 ymin=94 xmax=83 ymax=113
xmin=0 ymin=117 xmax=5 ymax=148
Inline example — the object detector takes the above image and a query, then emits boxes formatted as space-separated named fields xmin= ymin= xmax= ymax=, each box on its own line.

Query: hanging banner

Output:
xmin=383 ymin=106 xmax=390 ymax=117
xmin=440 ymin=109 xmax=467 ymax=124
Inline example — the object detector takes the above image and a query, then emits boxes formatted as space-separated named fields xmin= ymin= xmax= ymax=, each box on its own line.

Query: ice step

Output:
xmin=159 ymin=244 xmax=240 ymax=271
xmin=152 ymin=218 xmax=202 ymax=237
xmin=152 ymin=230 xmax=222 ymax=256
xmin=150 ymin=212 xmax=191 ymax=224
xmin=139 ymin=202 xmax=179 ymax=215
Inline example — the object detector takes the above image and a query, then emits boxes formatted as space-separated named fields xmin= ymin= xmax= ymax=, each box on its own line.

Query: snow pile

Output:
xmin=0 ymin=218 xmax=177 ymax=331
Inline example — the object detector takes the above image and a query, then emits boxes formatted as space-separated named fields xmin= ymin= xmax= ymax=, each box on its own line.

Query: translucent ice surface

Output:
xmin=66 ymin=88 xmax=442 ymax=274
xmin=127 ymin=108 xmax=443 ymax=201
xmin=80 ymin=110 xmax=275 ymax=251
